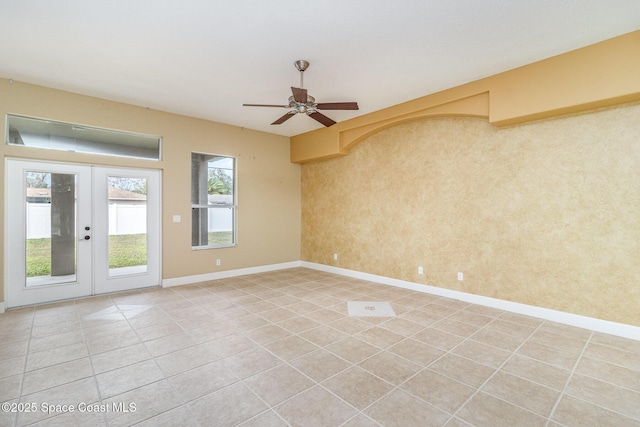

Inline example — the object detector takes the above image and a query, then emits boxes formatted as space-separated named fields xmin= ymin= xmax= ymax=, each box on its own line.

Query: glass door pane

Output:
xmin=107 ymin=176 xmax=148 ymax=276
xmin=25 ymin=171 xmax=77 ymax=286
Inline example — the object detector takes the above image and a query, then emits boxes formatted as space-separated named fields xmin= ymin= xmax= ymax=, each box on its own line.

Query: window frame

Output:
xmin=190 ymin=152 xmax=237 ymax=250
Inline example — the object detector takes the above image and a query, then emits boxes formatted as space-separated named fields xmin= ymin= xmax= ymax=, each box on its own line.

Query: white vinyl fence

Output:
xmin=26 ymin=202 xmax=233 ymax=239
xmin=26 ymin=203 xmax=147 ymax=239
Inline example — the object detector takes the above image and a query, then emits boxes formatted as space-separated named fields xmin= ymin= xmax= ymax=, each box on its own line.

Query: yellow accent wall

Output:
xmin=0 ymin=79 xmax=301 ymax=305
xmin=301 ymin=103 xmax=640 ymax=325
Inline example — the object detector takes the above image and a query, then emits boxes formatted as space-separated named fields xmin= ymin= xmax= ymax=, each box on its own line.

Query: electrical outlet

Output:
xmin=333 ymin=253 xmax=338 ymax=260
xmin=216 ymin=259 xmax=221 ymax=266
xmin=418 ymin=266 xmax=424 ymax=275
xmin=458 ymin=272 xmax=464 ymax=281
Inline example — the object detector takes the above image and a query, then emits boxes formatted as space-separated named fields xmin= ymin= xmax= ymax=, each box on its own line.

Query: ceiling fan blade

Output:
xmin=291 ymin=87 xmax=308 ymax=103
xmin=316 ymin=102 xmax=359 ymax=110
xmin=271 ymin=112 xmax=296 ymax=125
xmin=243 ymin=103 xmax=287 ymax=108
xmin=308 ymin=111 xmax=336 ymax=127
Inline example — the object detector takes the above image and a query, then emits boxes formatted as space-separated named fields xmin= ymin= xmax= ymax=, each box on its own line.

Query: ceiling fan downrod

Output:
xmin=294 ymin=60 xmax=309 ymax=88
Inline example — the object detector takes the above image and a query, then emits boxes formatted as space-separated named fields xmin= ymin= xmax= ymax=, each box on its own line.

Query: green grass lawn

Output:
xmin=26 ymin=234 xmax=148 ymax=277
xmin=26 ymin=232 xmax=233 ymax=277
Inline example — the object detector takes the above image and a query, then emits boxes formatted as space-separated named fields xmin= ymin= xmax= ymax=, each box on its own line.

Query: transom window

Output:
xmin=6 ymin=114 xmax=161 ymax=160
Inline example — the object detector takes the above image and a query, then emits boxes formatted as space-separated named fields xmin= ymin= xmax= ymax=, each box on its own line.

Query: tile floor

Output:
xmin=1 ymin=267 xmax=639 ymax=426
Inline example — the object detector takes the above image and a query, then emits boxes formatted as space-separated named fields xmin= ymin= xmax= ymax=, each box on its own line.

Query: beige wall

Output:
xmin=0 ymin=79 xmax=301 ymax=303
xmin=301 ymin=103 xmax=640 ymax=326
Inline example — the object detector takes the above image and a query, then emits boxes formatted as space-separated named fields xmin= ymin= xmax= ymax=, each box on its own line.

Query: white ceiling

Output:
xmin=1 ymin=1 xmax=639 ymax=137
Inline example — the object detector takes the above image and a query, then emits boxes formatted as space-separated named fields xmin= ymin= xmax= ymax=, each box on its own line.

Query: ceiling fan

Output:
xmin=243 ymin=60 xmax=359 ymax=127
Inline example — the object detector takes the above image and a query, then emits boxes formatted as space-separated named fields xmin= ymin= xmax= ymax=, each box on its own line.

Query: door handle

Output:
xmin=79 ymin=235 xmax=91 ymax=241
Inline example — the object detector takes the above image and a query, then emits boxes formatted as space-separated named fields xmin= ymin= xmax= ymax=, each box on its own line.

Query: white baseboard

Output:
xmin=162 ymin=261 xmax=302 ymax=288
xmin=302 ymin=261 xmax=640 ymax=341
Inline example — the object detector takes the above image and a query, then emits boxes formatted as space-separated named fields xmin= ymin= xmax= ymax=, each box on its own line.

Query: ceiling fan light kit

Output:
xmin=243 ymin=60 xmax=359 ymax=127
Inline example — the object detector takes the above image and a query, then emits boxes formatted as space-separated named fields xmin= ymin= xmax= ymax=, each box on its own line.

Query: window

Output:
xmin=191 ymin=153 xmax=236 ymax=249
xmin=6 ymin=114 xmax=161 ymax=160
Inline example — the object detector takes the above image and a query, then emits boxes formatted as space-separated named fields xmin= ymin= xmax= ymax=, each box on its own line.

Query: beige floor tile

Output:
xmin=243 ymin=324 xmax=292 ymax=345
xmin=452 ymin=340 xmax=512 ymax=368
xmin=0 ymin=355 xmax=25 ymax=379
xmin=29 ymin=330 xmax=84 ymax=353
xmin=299 ymin=324 xmax=349 ymax=347
xmin=245 ymin=364 xmax=314 ymax=406
xmin=498 ymin=312 xmax=544 ymax=328
xmin=22 ymin=357 xmax=93 ymax=395
xmin=144 ymin=332 xmax=197 ymax=357
xmin=290 ymin=349 xmax=351 ymax=382
xmin=528 ymin=329 xmax=587 ymax=354
xmin=565 ymin=373 xmax=640 ymax=419
xmin=428 ymin=353 xmax=496 ymax=387
xmin=447 ymin=310 xmax=494 ymax=327
xmin=539 ymin=321 xmax=592 ymax=340
xmin=328 ymin=317 xmax=372 ymax=335
xmin=379 ymin=317 xmax=424 ymax=336
xmin=412 ymin=327 xmax=465 ymax=351
xmin=322 ymin=366 xmax=393 ymax=410
xmin=90 ymin=343 xmax=151 ymax=374
xmin=365 ymin=389 xmax=450 ymax=427
xmin=326 ymin=337 xmax=381 ymax=364
xmin=155 ymin=344 xmax=215 ymax=378
xmin=25 ymin=342 xmax=88 ymax=371
xmin=457 ymin=392 xmax=546 ymax=427
xmin=388 ymin=338 xmax=445 ymax=366
xmin=517 ymin=340 xmax=580 ymax=370
xmin=82 ymin=319 xmax=132 ymax=341
xmin=276 ymin=315 xmax=321 ymax=333
xmin=469 ymin=328 xmax=527 ymax=352
xmin=104 ymin=379 xmax=182 ymax=427
xmin=551 ymin=394 xmax=640 ymax=427
xmin=305 ymin=307 xmax=345 ymax=323
xmin=481 ymin=318 xmax=537 ymax=340
xmin=17 ymin=377 xmax=100 ymax=427
xmin=0 ymin=374 xmax=22 ymax=402
xmin=239 ymin=409 xmax=288 ymax=427
xmin=341 ymin=413 xmax=381 ymax=427
xmin=575 ymin=356 xmax=640 ymax=392
xmin=188 ymin=382 xmax=268 ymax=427
xmin=275 ymin=385 xmax=357 ymax=426
xmin=202 ymin=333 xmax=257 ymax=358
xmin=96 ymin=359 xmax=165 ymax=399
xmin=481 ymin=371 xmax=560 ymax=417
xmin=135 ymin=321 xmax=184 ymax=342
xmin=431 ymin=318 xmax=481 ymax=338
xmin=359 ymin=351 xmax=422 ymax=385
xmin=355 ymin=327 xmax=405 ymax=349
xmin=224 ymin=347 xmax=283 ymax=379
xmin=134 ymin=405 xmax=199 ymax=427
xmin=398 ymin=308 xmax=442 ymax=326
xmin=501 ymin=354 xmax=570 ymax=390
xmin=259 ymin=307 xmax=298 ymax=323
xmin=29 ymin=408 xmax=107 ymax=427
xmin=86 ymin=329 xmax=141 ymax=355
xmin=264 ymin=335 xmax=318 ymax=361
xmin=169 ymin=359 xmax=238 ymax=403
xmin=590 ymin=332 xmax=640 ymax=355
xmin=31 ymin=318 xmax=81 ymax=338
xmin=402 ymin=369 xmax=475 ymax=413
xmin=3 ymin=267 xmax=639 ymax=426
xmin=583 ymin=342 xmax=640 ymax=371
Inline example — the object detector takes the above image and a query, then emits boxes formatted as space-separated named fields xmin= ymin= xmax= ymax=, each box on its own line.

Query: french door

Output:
xmin=5 ymin=159 xmax=160 ymax=308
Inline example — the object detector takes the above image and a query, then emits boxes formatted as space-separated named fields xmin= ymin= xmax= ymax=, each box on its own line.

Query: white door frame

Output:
xmin=5 ymin=159 xmax=162 ymax=308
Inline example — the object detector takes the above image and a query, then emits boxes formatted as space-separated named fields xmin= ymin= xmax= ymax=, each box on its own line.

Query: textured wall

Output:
xmin=302 ymin=103 xmax=640 ymax=325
